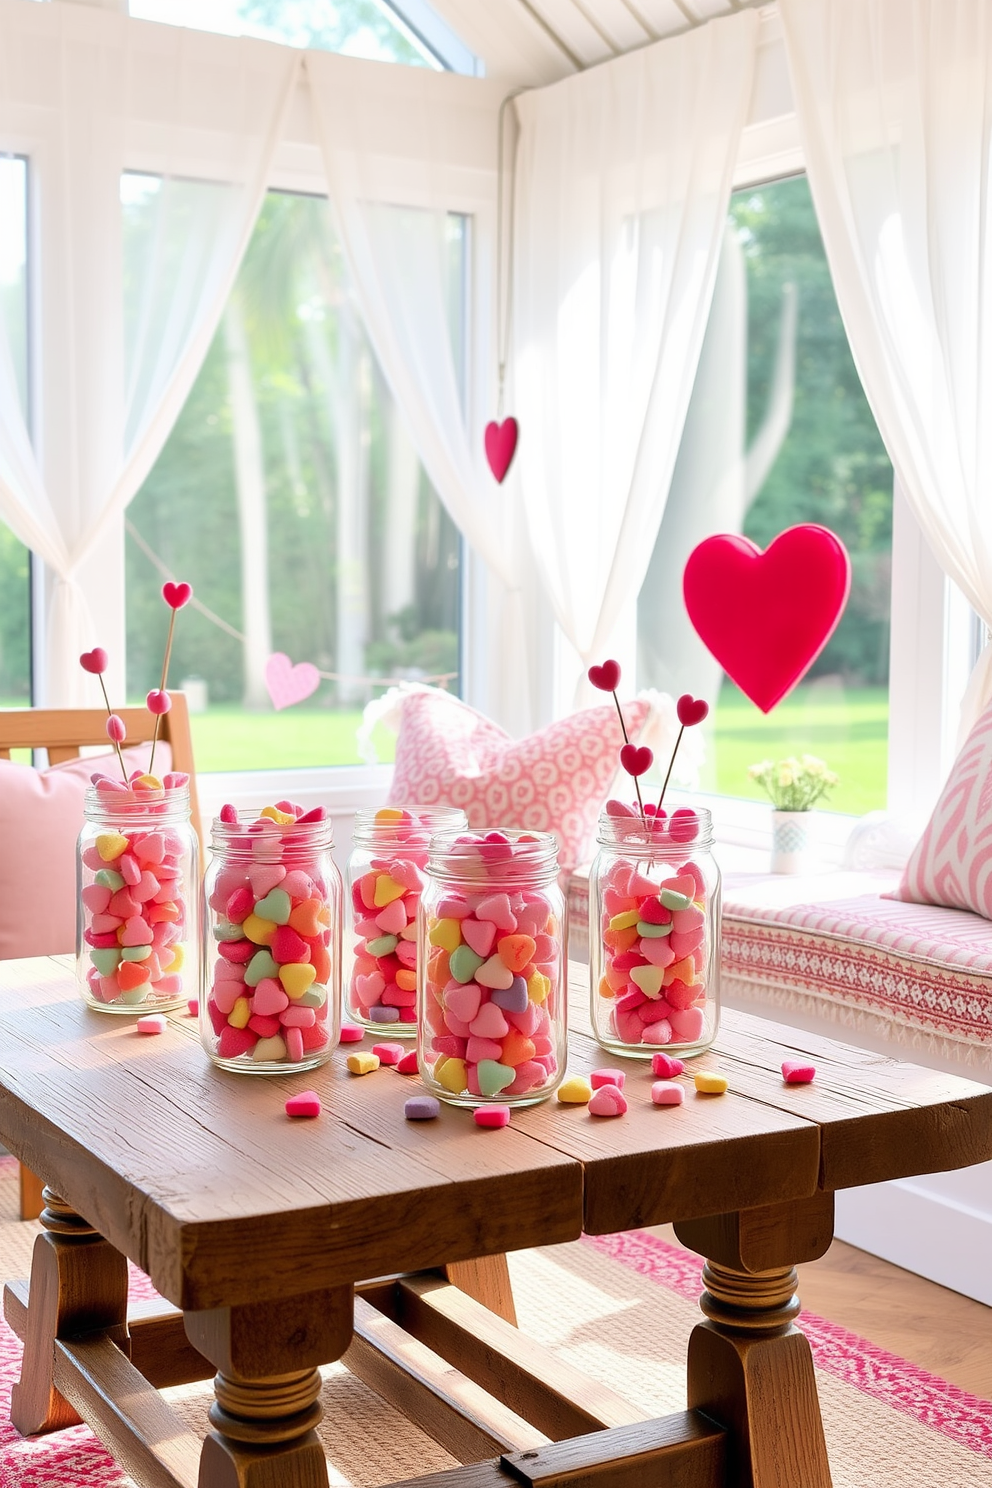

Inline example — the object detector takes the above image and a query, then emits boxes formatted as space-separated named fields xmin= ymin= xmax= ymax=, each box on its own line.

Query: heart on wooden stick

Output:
xmin=485 ymin=418 xmax=518 ymax=483
xmin=682 ymin=525 xmax=851 ymax=713
xmin=265 ymin=652 xmax=320 ymax=711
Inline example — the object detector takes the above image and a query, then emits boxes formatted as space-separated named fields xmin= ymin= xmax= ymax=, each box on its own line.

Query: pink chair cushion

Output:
xmin=0 ymin=744 xmax=171 ymax=959
xmin=893 ymin=697 xmax=992 ymax=918
xmin=386 ymin=690 xmax=651 ymax=873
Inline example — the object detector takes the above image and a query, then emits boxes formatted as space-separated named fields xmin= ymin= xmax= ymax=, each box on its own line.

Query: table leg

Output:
xmin=10 ymin=1188 xmax=129 ymax=1436
xmin=185 ymin=1285 xmax=354 ymax=1488
xmin=443 ymin=1255 xmax=517 ymax=1325
xmin=675 ymin=1192 xmax=835 ymax=1488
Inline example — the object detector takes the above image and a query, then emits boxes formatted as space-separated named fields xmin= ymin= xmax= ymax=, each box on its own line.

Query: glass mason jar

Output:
xmin=201 ymin=811 xmax=342 ymax=1073
xmin=346 ymin=805 xmax=467 ymax=1037
xmin=588 ymin=806 xmax=720 ymax=1058
xmin=77 ymin=779 xmax=199 ymax=1013
xmin=418 ymin=828 xmax=567 ymax=1107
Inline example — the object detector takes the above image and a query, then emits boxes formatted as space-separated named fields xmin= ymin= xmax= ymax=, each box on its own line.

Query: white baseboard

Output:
xmin=835 ymin=1163 xmax=992 ymax=1307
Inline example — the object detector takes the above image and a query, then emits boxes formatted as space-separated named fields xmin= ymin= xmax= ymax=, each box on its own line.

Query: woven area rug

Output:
xmin=0 ymin=1156 xmax=989 ymax=1487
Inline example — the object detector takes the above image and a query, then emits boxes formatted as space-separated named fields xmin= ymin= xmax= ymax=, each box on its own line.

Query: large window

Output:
xmin=0 ymin=155 xmax=31 ymax=707
xmin=124 ymin=186 xmax=463 ymax=772
xmin=638 ymin=175 xmax=893 ymax=816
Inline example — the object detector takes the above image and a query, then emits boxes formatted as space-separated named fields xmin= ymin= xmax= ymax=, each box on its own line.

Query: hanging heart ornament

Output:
xmin=682 ymin=525 xmax=851 ymax=713
xmin=485 ymin=417 xmax=518 ymax=483
xmin=265 ymin=653 xmax=321 ymax=711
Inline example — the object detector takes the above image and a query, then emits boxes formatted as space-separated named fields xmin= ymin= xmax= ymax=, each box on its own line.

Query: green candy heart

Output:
xmin=94 ymin=869 xmax=125 ymax=891
xmin=245 ymin=949 xmax=280 ymax=986
xmin=253 ymin=888 xmax=291 ymax=925
xmin=448 ymin=945 xmax=484 ymax=984
xmin=213 ymin=921 xmax=245 ymax=941
xmin=367 ymin=934 xmax=398 ymax=957
xmin=476 ymin=1059 xmax=516 ymax=1098
xmin=297 ymin=983 xmax=327 ymax=1008
xmin=118 ymin=986 xmax=151 ymax=1005
xmin=660 ymin=888 xmax=692 ymax=912
xmin=637 ymin=921 xmax=672 ymax=938
xmin=121 ymin=944 xmax=152 ymax=962
xmin=90 ymin=947 xmax=121 ymax=976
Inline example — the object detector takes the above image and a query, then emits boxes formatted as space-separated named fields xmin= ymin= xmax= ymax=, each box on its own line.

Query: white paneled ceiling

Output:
xmin=417 ymin=0 xmax=769 ymax=83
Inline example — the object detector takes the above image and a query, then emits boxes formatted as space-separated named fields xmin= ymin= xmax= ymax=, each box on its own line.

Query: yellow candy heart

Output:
xmin=96 ymin=832 xmax=129 ymax=863
xmin=374 ymin=807 xmax=404 ymax=822
xmin=242 ymin=913 xmax=277 ymax=946
xmin=347 ymin=1051 xmax=380 ymax=1075
xmin=557 ymin=1076 xmax=593 ymax=1104
xmin=134 ymin=774 xmax=162 ymax=791
xmin=694 ymin=1070 xmax=728 ymax=1095
xmin=165 ymin=945 xmax=185 ymax=974
xmin=527 ymin=970 xmax=550 ymax=1005
xmin=279 ymin=963 xmax=316 ymax=999
xmin=434 ymin=1056 xmax=468 ymax=1094
xmin=373 ymin=874 xmax=406 ymax=908
xmin=260 ymin=806 xmax=295 ymax=824
xmin=630 ymin=964 xmax=664 ymax=998
xmin=609 ymin=910 xmax=640 ymax=932
xmin=228 ymin=996 xmax=251 ymax=1029
xmin=428 ymin=917 xmax=462 ymax=953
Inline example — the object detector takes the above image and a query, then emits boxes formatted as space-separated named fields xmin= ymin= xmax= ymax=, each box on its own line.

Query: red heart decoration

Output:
xmin=676 ymin=694 xmax=709 ymax=727
xmin=162 ymin=581 xmax=192 ymax=610
xmin=620 ymin=744 xmax=653 ymax=777
xmin=80 ymin=647 xmax=108 ymax=675
xmin=485 ymin=417 xmax=518 ymax=483
xmin=683 ymin=525 xmax=851 ymax=713
xmin=588 ymin=659 xmax=621 ymax=693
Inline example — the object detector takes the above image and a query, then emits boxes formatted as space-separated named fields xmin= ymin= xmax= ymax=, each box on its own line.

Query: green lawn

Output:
xmin=186 ymin=706 xmax=396 ymax=773
xmin=710 ymin=682 xmax=888 ymax=816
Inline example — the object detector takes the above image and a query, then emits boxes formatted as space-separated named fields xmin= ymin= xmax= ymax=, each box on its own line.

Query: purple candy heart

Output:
xmin=405 ymin=1096 xmax=440 ymax=1121
xmin=491 ymin=976 xmax=529 ymax=1014
xmin=369 ymin=1005 xmax=401 ymax=1022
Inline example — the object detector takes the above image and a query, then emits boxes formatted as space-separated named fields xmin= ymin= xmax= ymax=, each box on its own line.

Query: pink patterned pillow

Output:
xmin=894 ymin=701 xmax=992 ymax=917
xmin=386 ymin=690 xmax=651 ymax=873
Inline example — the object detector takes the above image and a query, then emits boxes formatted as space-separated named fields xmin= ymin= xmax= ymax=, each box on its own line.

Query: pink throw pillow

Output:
xmin=894 ymin=700 xmax=992 ymax=917
xmin=0 ymin=743 xmax=171 ymax=959
xmin=386 ymin=690 xmax=651 ymax=873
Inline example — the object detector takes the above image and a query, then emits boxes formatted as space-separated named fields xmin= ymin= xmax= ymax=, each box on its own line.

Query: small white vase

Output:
xmin=771 ymin=810 xmax=810 ymax=874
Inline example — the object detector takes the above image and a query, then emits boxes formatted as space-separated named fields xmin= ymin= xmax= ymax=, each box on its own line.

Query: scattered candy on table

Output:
xmin=186 ymin=999 xmax=199 ymax=1017
xmin=372 ymin=1042 xmax=406 ymax=1067
xmin=396 ymin=1050 xmax=419 ymax=1075
xmin=652 ymin=1052 xmax=686 ymax=1078
xmin=340 ymin=1023 xmax=365 ymax=1043
xmin=557 ymin=1075 xmax=593 ymax=1104
xmin=285 ymin=1091 xmax=321 ymax=1118
xmin=694 ymin=1070 xmax=728 ymax=1095
xmin=590 ymin=1068 xmax=625 ymax=1090
xmin=474 ymin=1105 xmax=510 ymax=1129
xmin=136 ymin=1014 xmax=166 ymax=1035
xmin=405 ymin=1096 xmax=440 ymax=1121
xmin=782 ymin=1060 xmax=816 ymax=1084
xmin=347 ymin=1051 xmax=380 ymax=1075
xmin=588 ymin=1084 xmax=628 ymax=1117
xmin=651 ymin=1080 xmax=685 ymax=1106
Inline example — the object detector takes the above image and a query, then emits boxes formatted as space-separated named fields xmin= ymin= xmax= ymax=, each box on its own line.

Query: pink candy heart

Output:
xmin=782 ymin=1060 xmax=816 ymax=1085
xmin=620 ymin=743 xmax=653 ymax=778
xmin=375 ymin=898 xmax=408 ymax=935
xmin=162 ymin=581 xmax=192 ymax=609
xmin=354 ymin=972 xmax=385 ymax=1008
xmin=250 ymin=863 xmax=287 ymax=898
xmin=461 ymin=918 xmax=496 ymax=958
xmin=676 ymin=693 xmax=709 ymax=727
xmin=265 ymin=652 xmax=320 ymax=711
xmin=469 ymin=1002 xmax=509 ymax=1039
xmin=474 ymin=894 xmax=516 ymax=931
xmin=445 ymin=983 xmax=482 ymax=1025
xmin=120 ymin=916 xmax=153 ymax=947
xmin=388 ymin=859 xmax=423 ymax=892
xmin=79 ymin=648 xmax=108 ymax=675
xmin=285 ymin=1091 xmax=321 ymax=1118
xmin=588 ymin=1085 xmax=628 ymax=1117
xmin=588 ymin=659 xmax=621 ymax=693
xmin=484 ymin=417 xmax=518 ymax=483
xmin=474 ymin=1105 xmax=511 ymax=1128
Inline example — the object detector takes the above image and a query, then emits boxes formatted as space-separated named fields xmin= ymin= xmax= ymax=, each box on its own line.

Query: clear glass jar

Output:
xmin=418 ymin=828 xmax=566 ymax=1107
xmin=201 ymin=811 xmax=342 ymax=1073
xmin=346 ymin=805 xmax=467 ymax=1037
xmin=588 ymin=807 xmax=720 ymax=1058
xmin=77 ymin=780 xmax=199 ymax=1013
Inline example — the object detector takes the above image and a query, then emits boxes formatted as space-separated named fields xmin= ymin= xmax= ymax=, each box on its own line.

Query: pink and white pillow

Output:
xmin=894 ymin=699 xmax=992 ymax=918
xmin=382 ymin=688 xmax=654 ymax=873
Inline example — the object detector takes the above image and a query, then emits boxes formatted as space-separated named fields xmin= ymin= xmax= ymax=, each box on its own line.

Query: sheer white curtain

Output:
xmin=781 ymin=0 xmax=992 ymax=735
xmin=512 ymin=12 xmax=759 ymax=698
xmin=0 ymin=2 xmax=299 ymax=703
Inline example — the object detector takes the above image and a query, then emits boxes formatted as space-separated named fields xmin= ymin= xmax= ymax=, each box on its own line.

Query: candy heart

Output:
xmin=652 ymin=1052 xmax=686 ymax=1078
xmin=375 ymin=898 xmax=408 ymax=936
xmin=96 ymin=832 xmax=129 ymax=863
xmin=388 ymin=859 xmax=423 ymax=892
xmin=280 ymin=963 xmax=316 ymax=999
xmin=162 ymin=580 xmax=192 ymax=609
xmin=461 ymin=918 xmax=496 ymax=958
xmin=444 ymin=982 xmax=482 ymax=1025
xmin=629 ymin=964 xmax=664 ymax=998
xmin=219 ymin=803 xmax=239 ymax=824
xmin=81 ymin=884 xmax=111 ymax=915
xmin=669 ymin=808 xmax=700 ymax=844
xmin=435 ymin=1057 xmax=468 ymax=1094
xmin=282 ymin=869 xmax=315 ymax=900
xmin=588 ymin=659 xmax=621 ymax=692
xmin=475 ymin=1058 xmax=515 ymax=1097
xmin=249 ymin=864 xmax=287 ymax=899
xmin=367 ymin=933 xmax=398 ymax=958
xmin=218 ymin=1024 xmax=258 ymax=1059
xmin=475 ymin=955 xmax=514 ymax=990
xmin=640 ymin=937 xmax=676 ymax=968
xmin=466 ymin=1036 xmax=504 ymax=1064
xmin=245 ymin=949 xmax=280 ymax=986
xmin=373 ymin=874 xmax=407 ymax=908
xmin=496 ymin=934 xmax=536 ymax=973
xmin=782 ymin=1060 xmax=816 ymax=1084
xmin=117 ymin=960 xmax=150 ymax=992
xmin=354 ymin=972 xmax=385 ymax=1008
xmin=588 ymin=1085 xmax=628 ymax=1116
xmin=254 ymin=889 xmax=291 ymax=925
xmin=620 ymin=744 xmax=653 ymax=777
xmin=473 ymin=894 xmax=516 ymax=931
xmin=491 ymin=977 xmax=529 ymax=1014
xmin=449 ymin=945 xmax=485 ymax=984
xmin=651 ymin=1081 xmax=685 ymax=1106
xmin=120 ymin=916 xmax=153 ymax=947
xmin=289 ymin=898 xmax=326 ymax=938
xmin=80 ymin=647 xmax=108 ymax=674
xmin=429 ymin=918 xmax=462 ymax=953
xmin=285 ymin=1091 xmax=321 ymax=1118
xmin=242 ymin=914 xmax=276 ymax=947
xmin=683 ymin=525 xmax=851 ymax=713
xmin=271 ymin=925 xmax=311 ymax=964
xmin=669 ymin=1005 xmax=706 ymax=1042
xmin=605 ymin=797 xmax=638 ymax=817
xmin=676 ymin=693 xmax=709 ymax=727
xmin=670 ymin=928 xmax=704 ymax=959
xmin=641 ymin=1019 xmax=673 ymax=1044
xmin=252 ymin=979 xmax=290 ymax=1017
xmin=90 ymin=947 xmax=121 ymax=976
xmin=469 ymin=1003 xmax=509 ymax=1040
xmin=395 ymin=940 xmax=417 ymax=968
xmin=474 ymin=1105 xmax=511 ymax=1128
xmin=499 ymin=1029 xmax=536 ymax=1067
xmin=484 ymin=416 xmax=518 ymax=483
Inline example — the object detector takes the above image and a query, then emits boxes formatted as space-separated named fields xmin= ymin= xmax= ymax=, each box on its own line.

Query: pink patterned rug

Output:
xmin=0 ymin=1165 xmax=989 ymax=1486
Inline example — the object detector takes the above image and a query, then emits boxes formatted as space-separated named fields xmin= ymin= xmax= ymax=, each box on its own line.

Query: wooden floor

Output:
xmin=657 ymin=1225 xmax=992 ymax=1401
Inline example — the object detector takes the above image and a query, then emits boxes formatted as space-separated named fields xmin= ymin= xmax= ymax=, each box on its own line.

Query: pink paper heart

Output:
xmin=265 ymin=652 xmax=321 ymax=711
xmin=484 ymin=417 xmax=518 ymax=483
xmin=162 ymin=581 xmax=192 ymax=610
xmin=683 ymin=525 xmax=851 ymax=713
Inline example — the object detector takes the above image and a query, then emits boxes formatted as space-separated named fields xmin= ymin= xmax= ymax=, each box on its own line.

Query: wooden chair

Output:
xmin=0 ymin=693 xmax=202 ymax=1220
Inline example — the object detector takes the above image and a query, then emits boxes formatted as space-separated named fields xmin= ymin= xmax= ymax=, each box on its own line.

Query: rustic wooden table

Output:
xmin=1 ymin=954 xmax=991 ymax=1488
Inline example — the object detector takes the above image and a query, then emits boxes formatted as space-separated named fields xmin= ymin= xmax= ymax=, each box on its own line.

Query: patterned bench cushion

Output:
xmin=722 ymin=872 xmax=992 ymax=1049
